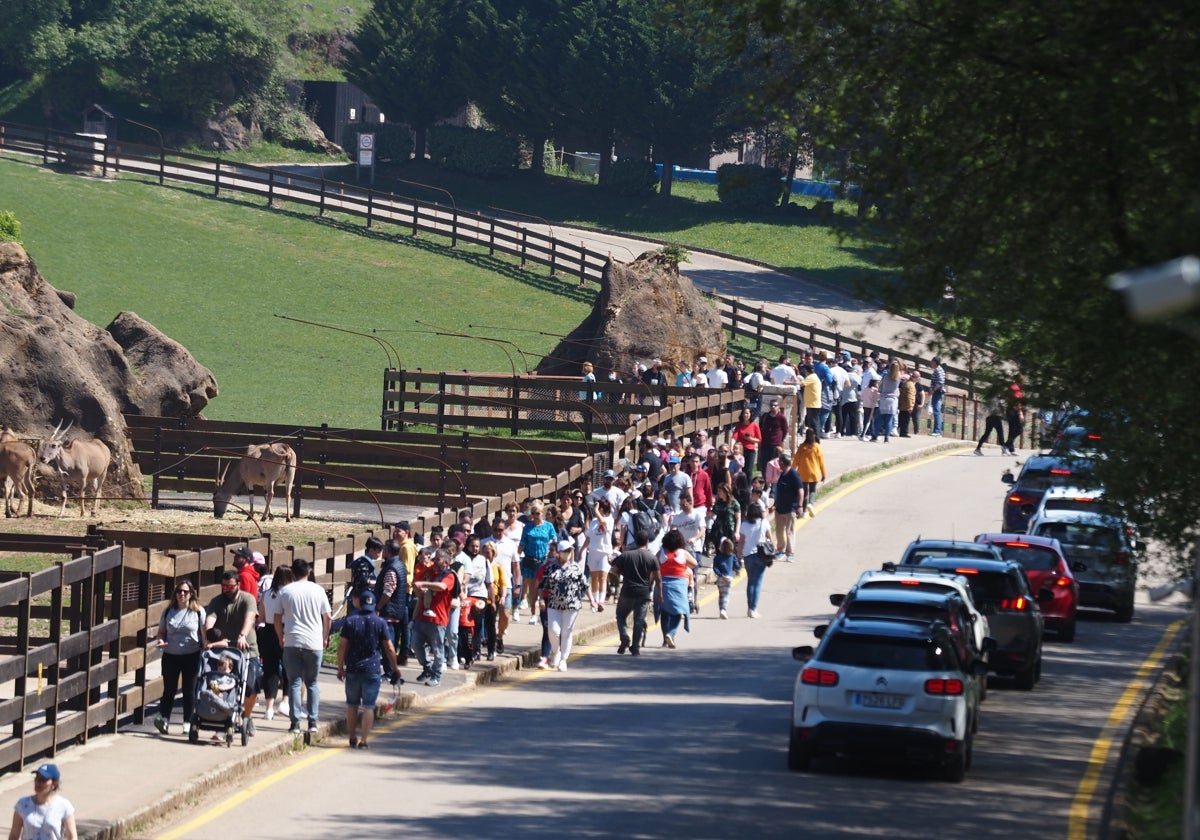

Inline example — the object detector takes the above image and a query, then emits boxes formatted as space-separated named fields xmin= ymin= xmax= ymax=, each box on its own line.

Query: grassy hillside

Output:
xmin=0 ymin=157 xmax=593 ymax=429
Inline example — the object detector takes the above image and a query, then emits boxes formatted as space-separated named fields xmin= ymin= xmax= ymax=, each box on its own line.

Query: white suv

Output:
xmin=846 ymin=566 xmax=990 ymax=654
xmin=789 ymin=615 xmax=986 ymax=782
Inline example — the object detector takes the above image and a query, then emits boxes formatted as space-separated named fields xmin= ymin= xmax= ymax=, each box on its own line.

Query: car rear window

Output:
xmin=845 ymin=602 xmax=946 ymax=623
xmin=821 ymin=635 xmax=953 ymax=671
xmin=907 ymin=548 xmax=994 ymax=563
xmin=992 ymin=544 xmax=1060 ymax=572
xmin=962 ymin=571 xmax=1021 ymax=605
xmin=1033 ymin=522 xmax=1120 ymax=551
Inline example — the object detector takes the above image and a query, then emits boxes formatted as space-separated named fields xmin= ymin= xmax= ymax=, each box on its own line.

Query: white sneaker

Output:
xmin=719 ymin=610 xmax=728 ymax=619
xmin=537 ymin=657 xmax=551 ymax=670
xmin=528 ymin=614 xmax=538 ymax=625
xmin=264 ymin=707 xmax=275 ymax=721
xmin=449 ymin=660 xmax=461 ymax=671
xmin=748 ymin=609 xmax=761 ymax=619
xmin=512 ymin=610 xmax=521 ymax=621
xmin=278 ymin=699 xmax=290 ymax=716
xmin=556 ymin=660 xmax=568 ymax=672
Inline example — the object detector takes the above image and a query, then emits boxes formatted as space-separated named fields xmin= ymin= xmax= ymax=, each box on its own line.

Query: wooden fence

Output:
xmin=0 ymin=120 xmax=982 ymax=394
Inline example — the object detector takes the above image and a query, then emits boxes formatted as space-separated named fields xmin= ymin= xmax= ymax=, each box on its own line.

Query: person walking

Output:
xmin=257 ymin=565 xmax=293 ymax=721
xmin=10 ymin=763 xmax=76 ymax=840
xmin=758 ymin=399 xmax=789 ymax=479
xmin=657 ymin=529 xmax=698 ymax=648
xmin=738 ymin=503 xmax=773 ymax=619
xmin=153 ymin=580 xmax=205 ymax=735
xmin=542 ymin=540 xmax=589 ymax=671
xmin=583 ymin=497 xmax=616 ymax=611
xmin=975 ymin=393 xmax=1007 ymax=455
xmin=794 ymin=428 xmax=828 ymax=518
xmin=611 ymin=529 xmax=662 ymax=656
xmin=711 ymin=537 xmax=741 ymax=619
xmin=772 ymin=451 xmax=804 ymax=562
xmin=731 ymin=407 xmax=762 ymax=479
xmin=707 ymin=483 xmax=741 ymax=558
xmin=929 ymin=356 xmax=946 ymax=436
xmin=336 ymin=589 xmax=400 ymax=750
xmin=204 ymin=570 xmax=261 ymax=736
xmin=517 ymin=500 xmax=557 ymax=624
xmin=274 ymin=558 xmax=332 ymax=738
xmin=1004 ymin=376 xmax=1025 ymax=454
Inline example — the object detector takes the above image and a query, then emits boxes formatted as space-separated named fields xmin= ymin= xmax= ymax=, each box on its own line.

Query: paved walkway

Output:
xmin=0 ymin=433 xmax=977 ymax=839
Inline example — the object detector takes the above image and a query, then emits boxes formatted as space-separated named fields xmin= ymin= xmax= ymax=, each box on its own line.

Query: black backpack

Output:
xmin=632 ymin=500 xmax=661 ymax=540
xmin=349 ymin=554 xmax=377 ymax=593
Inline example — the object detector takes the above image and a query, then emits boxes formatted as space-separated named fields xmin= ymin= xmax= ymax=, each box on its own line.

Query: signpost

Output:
xmin=357 ymin=132 xmax=375 ymax=186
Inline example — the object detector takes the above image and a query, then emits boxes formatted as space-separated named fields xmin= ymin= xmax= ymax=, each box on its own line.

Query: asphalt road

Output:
xmin=149 ymin=449 xmax=1184 ymax=840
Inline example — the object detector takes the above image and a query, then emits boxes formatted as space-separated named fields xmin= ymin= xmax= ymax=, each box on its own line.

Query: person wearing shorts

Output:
xmin=337 ymin=589 xmax=399 ymax=750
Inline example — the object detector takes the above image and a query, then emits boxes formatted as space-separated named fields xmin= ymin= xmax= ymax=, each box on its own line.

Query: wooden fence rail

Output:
xmin=0 ymin=120 xmax=983 ymax=394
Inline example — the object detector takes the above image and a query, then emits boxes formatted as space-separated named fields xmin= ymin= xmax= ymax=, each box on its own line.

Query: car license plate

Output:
xmin=854 ymin=692 xmax=904 ymax=709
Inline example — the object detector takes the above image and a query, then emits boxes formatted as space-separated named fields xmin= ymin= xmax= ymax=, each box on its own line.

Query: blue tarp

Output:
xmin=653 ymin=164 xmax=854 ymax=198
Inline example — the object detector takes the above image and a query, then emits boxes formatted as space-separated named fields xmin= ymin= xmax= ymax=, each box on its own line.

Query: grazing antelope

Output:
xmin=0 ymin=427 xmax=36 ymax=517
xmin=38 ymin=421 xmax=112 ymax=518
xmin=213 ymin=443 xmax=297 ymax=522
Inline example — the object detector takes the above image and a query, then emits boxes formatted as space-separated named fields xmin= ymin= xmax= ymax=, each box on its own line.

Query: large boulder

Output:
xmin=536 ymin=250 xmax=726 ymax=379
xmin=0 ymin=242 xmax=219 ymax=505
xmin=106 ymin=312 xmax=219 ymax=417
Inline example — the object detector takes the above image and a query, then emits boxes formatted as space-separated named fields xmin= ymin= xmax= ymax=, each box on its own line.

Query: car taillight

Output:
xmin=1007 ymin=493 xmax=1030 ymax=504
xmin=999 ymin=596 xmax=1028 ymax=611
xmin=1049 ymin=468 xmax=1072 ymax=476
xmin=925 ymin=678 xmax=965 ymax=695
xmin=953 ymin=568 xmax=979 ymax=575
xmin=899 ymin=579 xmax=920 ymax=585
xmin=801 ymin=668 xmax=839 ymax=686
xmin=1003 ymin=541 xmax=1030 ymax=548
xmin=1114 ymin=552 xmax=1130 ymax=566
xmin=1087 ymin=433 xmax=1102 ymax=441
xmin=1055 ymin=576 xmax=1073 ymax=587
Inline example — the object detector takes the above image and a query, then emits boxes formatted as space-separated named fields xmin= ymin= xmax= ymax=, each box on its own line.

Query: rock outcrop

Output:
xmin=536 ymin=250 xmax=726 ymax=379
xmin=0 ymin=241 xmax=219 ymax=504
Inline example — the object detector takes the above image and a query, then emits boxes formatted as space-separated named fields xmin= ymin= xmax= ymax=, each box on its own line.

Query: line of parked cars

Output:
xmin=786 ymin=412 xmax=1145 ymax=782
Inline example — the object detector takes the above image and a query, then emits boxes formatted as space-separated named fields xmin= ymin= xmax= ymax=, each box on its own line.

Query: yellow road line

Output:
xmin=155 ymin=446 xmax=967 ymax=838
xmin=1067 ymin=618 xmax=1185 ymax=839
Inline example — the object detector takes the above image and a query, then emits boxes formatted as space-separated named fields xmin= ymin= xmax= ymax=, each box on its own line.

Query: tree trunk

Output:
xmin=659 ymin=155 xmax=675 ymax=198
xmin=780 ymin=148 xmax=800 ymax=206
xmin=530 ymin=134 xmax=546 ymax=175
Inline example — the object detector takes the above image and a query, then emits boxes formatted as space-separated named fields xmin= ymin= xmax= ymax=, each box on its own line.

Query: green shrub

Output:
xmin=717 ymin=163 xmax=784 ymax=210
xmin=0 ymin=211 xmax=21 ymax=244
xmin=607 ymin=158 xmax=658 ymax=196
xmin=428 ymin=125 xmax=520 ymax=178
xmin=338 ymin=122 xmax=413 ymax=162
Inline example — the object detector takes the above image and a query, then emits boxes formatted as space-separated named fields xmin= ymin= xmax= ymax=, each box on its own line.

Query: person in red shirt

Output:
xmin=731 ymin=407 xmax=762 ymax=478
xmin=232 ymin=547 xmax=261 ymax=598
xmin=1003 ymin=376 xmax=1025 ymax=455
xmin=411 ymin=550 xmax=458 ymax=687
xmin=684 ymin=453 xmax=712 ymax=527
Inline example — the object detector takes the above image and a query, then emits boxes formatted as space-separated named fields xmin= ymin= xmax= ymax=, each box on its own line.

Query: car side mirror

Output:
xmin=1001 ymin=471 xmax=1016 ymax=485
xmin=971 ymin=660 xmax=989 ymax=677
xmin=792 ymin=645 xmax=815 ymax=662
xmin=829 ymin=593 xmax=845 ymax=607
xmin=982 ymin=637 xmax=997 ymax=653
xmin=813 ymin=624 xmax=829 ymax=639
xmin=1071 ymin=561 xmax=1087 ymax=573
xmin=1038 ymin=588 xmax=1055 ymax=603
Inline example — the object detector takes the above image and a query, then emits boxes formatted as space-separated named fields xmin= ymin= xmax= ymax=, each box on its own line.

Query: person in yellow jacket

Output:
xmin=794 ymin=428 xmax=827 ymax=518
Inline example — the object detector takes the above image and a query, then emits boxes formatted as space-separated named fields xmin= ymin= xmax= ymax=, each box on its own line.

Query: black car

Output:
xmin=1000 ymin=454 xmax=1096 ymax=532
xmin=900 ymin=539 xmax=1003 ymax=566
xmin=902 ymin=557 xmax=1049 ymax=690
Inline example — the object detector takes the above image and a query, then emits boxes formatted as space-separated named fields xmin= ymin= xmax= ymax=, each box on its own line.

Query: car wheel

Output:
xmin=1014 ymin=662 xmax=1036 ymax=691
xmin=787 ymin=728 xmax=811 ymax=772
xmin=1058 ymin=618 xmax=1077 ymax=643
xmin=1115 ymin=595 xmax=1135 ymax=624
xmin=941 ymin=735 xmax=969 ymax=783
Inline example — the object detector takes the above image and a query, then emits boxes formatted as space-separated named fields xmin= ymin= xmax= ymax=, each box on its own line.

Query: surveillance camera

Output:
xmin=1108 ymin=256 xmax=1200 ymax=323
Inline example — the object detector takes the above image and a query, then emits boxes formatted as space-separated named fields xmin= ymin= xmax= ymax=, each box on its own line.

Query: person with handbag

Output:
xmin=737 ymin=502 xmax=774 ymax=619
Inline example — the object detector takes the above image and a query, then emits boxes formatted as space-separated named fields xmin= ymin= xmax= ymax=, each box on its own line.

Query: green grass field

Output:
xmin=0 ymin=156 xmax=593 ymax=429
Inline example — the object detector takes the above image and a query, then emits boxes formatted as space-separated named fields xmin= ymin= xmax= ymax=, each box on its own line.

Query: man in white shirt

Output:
xmin=706 ymin=362 xmax=728 ymax=389
xmin=771 ymin=354 xmax=799 ymax=386
xmin=591 ymin=469 xmax=627 ymax=511
xmin=661 ymin=454 xmax=693 ymax=513
xmin=274 ymin=558 xmax=332 ymax=737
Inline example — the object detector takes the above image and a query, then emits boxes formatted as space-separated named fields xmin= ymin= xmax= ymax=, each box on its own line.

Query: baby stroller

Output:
xmin=189 ymin=648 xmax=250 ymax=747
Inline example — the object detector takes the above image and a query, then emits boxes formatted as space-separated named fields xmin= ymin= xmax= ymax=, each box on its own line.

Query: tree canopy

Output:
xmin=716 ymin=0 xmax=1200 ymax=561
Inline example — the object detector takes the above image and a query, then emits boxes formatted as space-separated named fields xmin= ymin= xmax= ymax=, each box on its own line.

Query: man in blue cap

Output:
xmin=337 ymin=588 xmax=400 ymax=750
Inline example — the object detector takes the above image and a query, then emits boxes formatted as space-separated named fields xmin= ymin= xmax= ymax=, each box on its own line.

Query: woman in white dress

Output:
xmin=584 ymin=498 xmax=615 ymax=611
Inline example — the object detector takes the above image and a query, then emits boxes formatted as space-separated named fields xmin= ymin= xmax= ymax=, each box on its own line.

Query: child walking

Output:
xmin=711 ymin=538 xmax=741 ymax=620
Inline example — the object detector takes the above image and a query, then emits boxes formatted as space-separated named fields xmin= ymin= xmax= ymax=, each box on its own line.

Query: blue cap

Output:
xmin=33 ymin=763 xmax=60 ymax=781
xmin=355 ymin=589 xmax=376 ymax=610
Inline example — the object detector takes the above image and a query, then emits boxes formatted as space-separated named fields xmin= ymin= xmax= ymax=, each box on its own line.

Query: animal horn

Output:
xmin=49 ymin=420 xmax=63 ymax=440
xmin=216 ymin=459 xmax=228 ymax=487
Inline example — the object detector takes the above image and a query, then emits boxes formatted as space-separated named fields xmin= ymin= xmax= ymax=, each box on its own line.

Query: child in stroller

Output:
xmin=190 ymin=647 xmax=250 ymax=747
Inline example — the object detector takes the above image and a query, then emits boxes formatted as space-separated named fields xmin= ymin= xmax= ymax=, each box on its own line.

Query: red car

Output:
xmin=974 ymin=533 xmax=1079 ymax=642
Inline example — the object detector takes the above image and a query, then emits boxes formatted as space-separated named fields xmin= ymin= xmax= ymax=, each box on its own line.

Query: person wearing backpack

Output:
xmin=348 ymin=537 xmax=383 ymax=597
xmin=373 ymin=539 xmax=409 ymax=678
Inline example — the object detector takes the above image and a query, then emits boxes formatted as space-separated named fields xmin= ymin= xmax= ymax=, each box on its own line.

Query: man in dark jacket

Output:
xmin=611 ymin=530 xmax=662 ymax=656
xmin=337 ymin=589 xmax=400 ymax=749
xmin=758 ymin=399 xmax=789 ymax=479
xmin=374 ymin=540 xmax=409 ymax=676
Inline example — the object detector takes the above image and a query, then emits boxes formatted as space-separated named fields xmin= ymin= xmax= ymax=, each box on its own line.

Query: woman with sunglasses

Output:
xmin=10 ymin=762 xmax=76 ymax=840
xmin=153 ymin=581 xmax=206 ymax=735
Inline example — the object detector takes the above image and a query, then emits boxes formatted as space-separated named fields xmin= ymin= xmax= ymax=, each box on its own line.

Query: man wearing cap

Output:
xmin=232 ymin=546 xmax=261 ymax=597
xmin=337 ymin=588 xmax=400 ymax=749
xmin=205 ymin=570 xmax=262 ymax=736
xmin=759 ymin=398 xmax=789 ymax=479
xmin=661 ymin=453 xmax=692 ymax=513
xmin=592 ymin=468 xmax=627 ymax=511
xmin=694 ymin=356 xmax=710 ymax=388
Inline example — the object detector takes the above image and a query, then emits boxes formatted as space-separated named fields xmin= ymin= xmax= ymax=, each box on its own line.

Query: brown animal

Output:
xmin=38 ymin=421 xmax=112 ymax=518
xmin=0 ymin=427 xmax=36 ymax=517
xmin=213 ymin=443 xmax=297 ymax=522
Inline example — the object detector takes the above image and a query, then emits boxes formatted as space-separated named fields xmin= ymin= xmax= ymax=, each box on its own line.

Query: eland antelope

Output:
xmin=213 ymin=442 xmax=297 ymax=522
xmin=39 ymin=421 xmax=112 ymax=518
xmin=1 ymin=427 xmax=36 ymax=517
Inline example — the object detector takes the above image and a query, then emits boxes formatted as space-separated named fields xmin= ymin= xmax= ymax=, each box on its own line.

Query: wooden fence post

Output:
xmin=451 ymin=206 xmax=458 ymax=248
xmin=489 ymin=218 xmax=496 ymax=257
xmin=151 ymin=424 xmax=162 ymax=509
xmin=783 ymin=317 xmax=791 ymax=352
xmin=511 ymin=375 xmax=521 ymax=436
xmin=366 ymin=190 xmax=373 ymax=229
xmin=755 ymin=305 xmax=764 ymax=350
xmin=549 ymin=237 xmax=557 ymax=276
xmin=520 ymin=228 xmax=528 ymax=268
xmin=213 ymin=158 xmax=221 ymax=197
xmin=266 ymin=168 xmax=275 ymax=206
xmin=730 ymin=298 xmax=740 ymax=344
xmin=436 ymin=372 xmax=447 ymax=435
